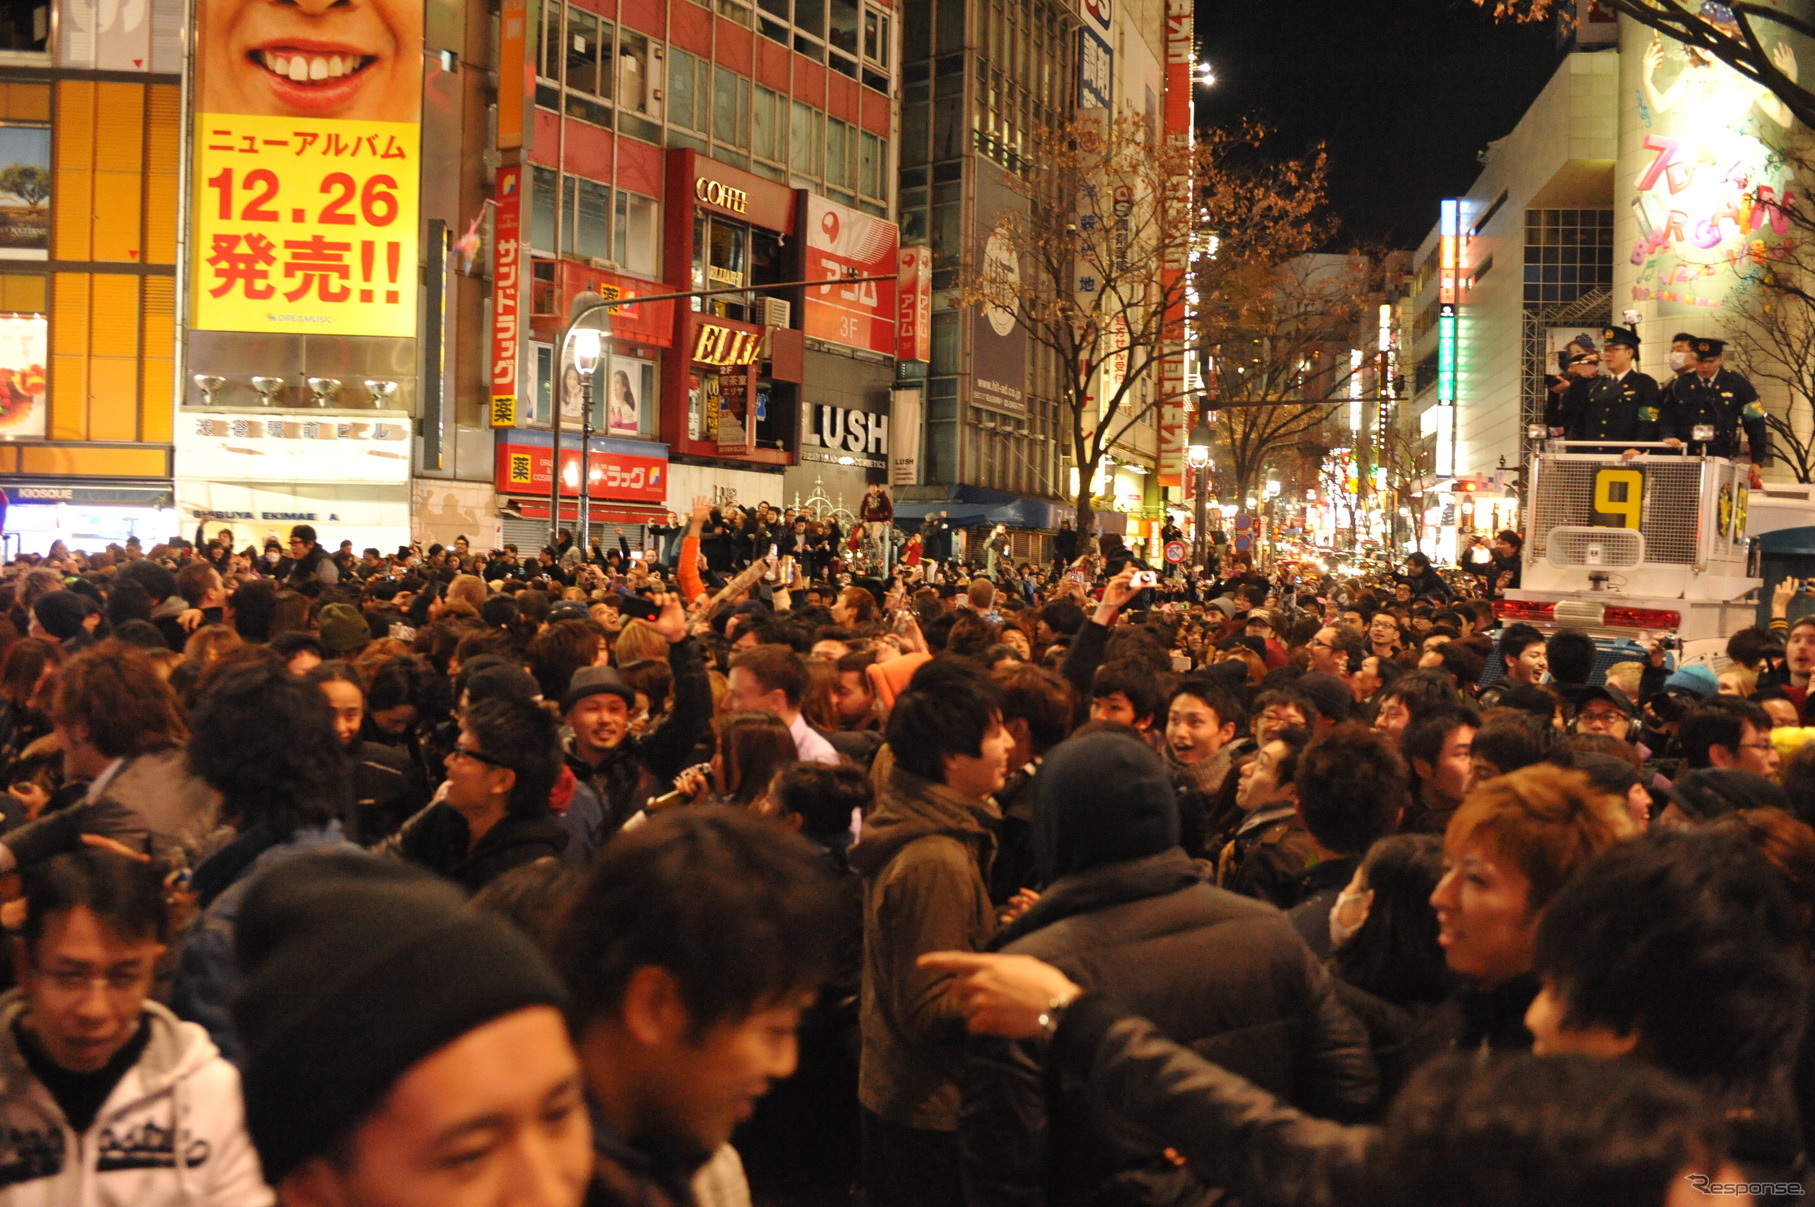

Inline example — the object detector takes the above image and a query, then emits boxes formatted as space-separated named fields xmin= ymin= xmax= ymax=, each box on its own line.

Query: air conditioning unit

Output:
xmin=755 ymin=297 xmax=792 ymax=328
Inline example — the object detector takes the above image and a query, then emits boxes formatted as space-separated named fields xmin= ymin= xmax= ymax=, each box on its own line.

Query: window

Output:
xmin=614 ymin=191 xmax=660 ymax=278
xmin=617 ymin=32 xmax=659 ymax=122
xmin=753 ymin=86 xmax=783 ymax=163
xmin=859 ymin=130 xmax=884 ymax=199
xmin=863 ymin=8 xmax=888 ymax=62
xmin=564 ymin=175 xmax=610 ymax=261
xmin=530 ymin=166 xmax=559 ymax=254
xmin=790 ymin=101 xmax=820 ymax=176
xmin=825 ymin=118 xmax=851 ymax=192
xmin=694 ymin=217 xmax=752 ymax=320
xmin=0 ymin=0 xmax=46 ymax=51
xmin=668 ymin=49 xmax=705 ymax=132
xmin=712 ymin=65 xmax=748 ymax=148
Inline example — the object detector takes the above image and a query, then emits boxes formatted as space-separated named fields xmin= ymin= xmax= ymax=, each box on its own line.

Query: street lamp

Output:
xmin=571 ymin=325 xmax=602 ymax=554
xmin=551 ymin=289 xmax=607 ymax=556
xmin=1187 ymin=420 xmax=1213 ymax=568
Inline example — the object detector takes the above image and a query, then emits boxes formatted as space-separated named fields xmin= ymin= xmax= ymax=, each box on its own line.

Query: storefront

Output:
xmin=661 ymin=151 xmax=802 ymax=472
xmin=785 ymin=348 xmax=895 ymax=508
xmin=2 ymin=484 xmax=178 ymax=556
xmin=494 ymin=432 xmax=671 ymax=553
xmin=174 ymin=411 xmax=414 ymax=556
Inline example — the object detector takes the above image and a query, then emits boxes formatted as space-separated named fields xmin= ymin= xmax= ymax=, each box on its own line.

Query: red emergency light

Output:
xmin=1602 ymin=606 xmax=1682 ymax=630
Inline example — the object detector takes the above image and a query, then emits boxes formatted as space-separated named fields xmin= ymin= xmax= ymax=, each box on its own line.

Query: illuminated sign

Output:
xmin=1438 ymin=303 xmax=1457 ymax=404
xmin=692 ymin=322 xmax=764 ymax=366
xmin=490 ymin=167 xmax=522 ymax=428
xmin=1348 ymin=347 xmax=1363 ymax=432
xmin=695 ymin=177 xmax=749 ymax=214
xmin=1439 ymin=198 xmax=1459 ymax=305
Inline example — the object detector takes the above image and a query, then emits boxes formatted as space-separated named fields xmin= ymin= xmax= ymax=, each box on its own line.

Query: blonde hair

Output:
xmin=447 ymin=574 xmax=488 ymax=610
xmin=613 ymin=619 xmax=668 ymax=665
xmin=1446 ymin=764 xmax=1635 ymax=911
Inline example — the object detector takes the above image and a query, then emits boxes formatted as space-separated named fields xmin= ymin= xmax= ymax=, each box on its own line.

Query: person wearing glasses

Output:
xmin=1676 ymin=697 xmax=1781 ymax=781
xmin=1 ymin=849 xmax=271 ymax=1204
xmin=280 ymin=523 xmax=339 ymax=589
xmin=383 ymin=695 xmax=568 ymax=894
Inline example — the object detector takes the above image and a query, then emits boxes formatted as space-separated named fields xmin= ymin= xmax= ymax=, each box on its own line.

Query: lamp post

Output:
xmin=571 ymin=326 xmax=602 ymax=555
xmin=1187 ymin=420 xmax=1213 ymax=569
xmin=552 ymin=290 xmax=607 ymax=556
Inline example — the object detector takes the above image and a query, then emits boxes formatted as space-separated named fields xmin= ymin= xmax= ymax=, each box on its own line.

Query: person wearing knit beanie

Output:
xmin=231 ymin=852 xmax=593 ymax=1205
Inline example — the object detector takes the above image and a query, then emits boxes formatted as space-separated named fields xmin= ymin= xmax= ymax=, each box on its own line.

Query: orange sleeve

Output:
xmin=679 ymin=534 xmax=704 ymax=603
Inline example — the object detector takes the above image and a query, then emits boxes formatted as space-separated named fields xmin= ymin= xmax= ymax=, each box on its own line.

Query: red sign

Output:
xmin=531 ymin=260 xmax=675 ymax=348
xmin=496 ymin=442 xmax=667 ymax=505
xmin=1164 ymin=540 xmax=1186 ymax=565
xmin=898 ymin=245 xmax=932 ymax=362
xmin=489 ymin=167 xmax=523 ymax=428
xmin=804 ymin=194 xmax=899 ymax=357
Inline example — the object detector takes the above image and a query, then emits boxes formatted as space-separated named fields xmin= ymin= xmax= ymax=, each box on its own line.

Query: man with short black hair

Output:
xmin=1220 ymin=727 xmax=1315 ymax=908
xmin=557 ymin=809 xmax=845 ymax=1207
xmin=385 ymin=696 xmax=567 ymax=893
xmin=1544 ymin=628 xmax=1599 ymax=704
xmin=1401 ymin=703 xmax=1481 ymax=835
xmin=1497 ymin=623 xmax=1549 ymax=688
xmin=848 ymin=658 xmax=1013 ymax=1207
xmin=1287 ymin=724 xmax=1409 ymax=956
xmin=1678 ymin=696 xmax=1779 ymax=778
xmin=0 ymin=850 xmax=270 ymax=1204
xmin=283 ymin=524 xmax=339 ymax=588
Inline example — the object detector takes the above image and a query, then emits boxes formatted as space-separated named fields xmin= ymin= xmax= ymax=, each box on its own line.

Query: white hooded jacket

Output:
xmin=0 ymin=992 xmax=272 ymax=1207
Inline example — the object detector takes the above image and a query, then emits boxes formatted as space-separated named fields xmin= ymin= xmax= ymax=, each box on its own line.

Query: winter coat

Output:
xmin=3 ymin=749 xmax=224 ymax=872
xmin=386 ymin=803 xmax=568 ymax=895
xmin=171 ymin=825 xmax=361 ymax=1065
xmin=566 ymin=637 xmax=713 ymax=833
xmin=849 ymin=762 xmax=1000 ymax=1132
xmin=961 ymin=850 xmax=1378 ymax=1207
xmin=0 ymin=994 xmax=272 ymax=1207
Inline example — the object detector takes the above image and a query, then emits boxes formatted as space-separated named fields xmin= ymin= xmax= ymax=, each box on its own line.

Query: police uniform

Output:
xmin=1556 ymin=325 xmax=1663 ymax=444
xmin=1662 ymin=336 xmax=1771 ymax=464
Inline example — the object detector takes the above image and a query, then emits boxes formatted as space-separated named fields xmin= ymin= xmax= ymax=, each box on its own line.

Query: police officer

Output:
xmin=1662 ymin=336 xmax=1771 ymax=467
xmin=1543 ymin=347 xmax=1603 ymax=433
xmin=1552 ymin=325 xmax=1663 ymax=455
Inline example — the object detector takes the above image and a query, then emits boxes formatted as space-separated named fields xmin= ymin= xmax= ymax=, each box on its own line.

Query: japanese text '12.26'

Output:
xmin=192 ymin=115 xmax=420 ymax=337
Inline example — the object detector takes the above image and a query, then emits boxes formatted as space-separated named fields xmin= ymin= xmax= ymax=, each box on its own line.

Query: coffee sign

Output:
xmin=695 ymin=177 xmax=749 ymax=215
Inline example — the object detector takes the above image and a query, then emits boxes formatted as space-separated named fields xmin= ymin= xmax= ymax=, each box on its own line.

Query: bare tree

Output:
xmin=1484 ymin=1 xmax=1813 ymax=127
xmin=1376 ymin=423 xmax=1436 ymax=555
xmin=956 ymin=113 xmax=1329 ymax=534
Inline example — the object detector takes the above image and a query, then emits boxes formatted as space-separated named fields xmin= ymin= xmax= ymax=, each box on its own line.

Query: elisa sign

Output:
xmin=693 ymin=322 xmax=764 ymax=366
xmin=695 ymin=178 xmax=749 ymax=214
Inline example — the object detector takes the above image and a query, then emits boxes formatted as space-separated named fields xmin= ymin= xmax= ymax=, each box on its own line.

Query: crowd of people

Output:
xmin=0 ymin=498 xmax=1811 ymax=1207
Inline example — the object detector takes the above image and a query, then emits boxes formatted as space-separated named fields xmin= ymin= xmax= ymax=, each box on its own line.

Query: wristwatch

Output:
xmin=1036 ymin=990 xmax=1082 ymax=1041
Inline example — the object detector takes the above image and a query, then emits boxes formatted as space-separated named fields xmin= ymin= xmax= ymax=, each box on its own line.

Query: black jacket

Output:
xmin=388 ymin=803 xmax=567 ymax=894
xmin=960 ymin=850 xmax=1378 ymax=1207
xmin=566 ymin=636 xmax=712 ymax=832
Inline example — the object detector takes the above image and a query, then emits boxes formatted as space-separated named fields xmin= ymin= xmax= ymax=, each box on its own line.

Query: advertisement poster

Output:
xmin=1619 ymin=12 xmax=1805 ymax=317
xmin=804 ymin=195 xmax=899 ymax=356
xmin=490 ymin=166 xmax=522 ymax=428
xmin=0 ymin=313 xmax=45 ymax=438
xmin=971 ymin=159 xmax=1028 ymax=416
xmin=0 ymin=126 xmax=49 ymax=260
xmin=898 ymin=244 xmax=932 ymax=362
xmin=190 ymin=0 xmax=423 ymax=335
xmin=605 ymin=353 xmax=652 ymax=437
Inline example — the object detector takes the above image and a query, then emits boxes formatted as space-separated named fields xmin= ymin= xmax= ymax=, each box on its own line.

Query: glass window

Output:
xmin=795 ymin=0 xmax=824 ymax=38
xmin=565 ymin=8 xmax=600 ymax=97
xmin=790 ymin=101 xmax=820 ymax=176
xmin=615 ymin=191 xmax=661 ymax=278
xmin=692 ymin=213 xmax=709 ymax=301
xmin=717 ymin=0 xmax=752 ymax=26
xmin=753 ymin=86 xmax=783 ymax=162
xmin=0 ymin=1 xmax=47 ymax=51
xmin=669 ymin=49 xmax=703 ymax=130
xmin=530 ymin=166 xmax=559 ymax=253
xmin=860 ymin=130 xmax=883 ymax=198
xmin=539 ymin=0 xmax=563 ymax=79
xmin=573 ymin=177 xmax=609 ymax=261
xmin=825 ymin=118 xmax=850 ymax=191
xmin=863 ymin=8 xmax=888 ymax=62
xmin=828 ymin=0 xmax=858 ymax=54
xmin=758 ymin=0 xmax=787 ymax=19
xmin=712 ymin=65 xmax=747 ymax=147
xmin=618 ymin=32 xmax=656 ymax=118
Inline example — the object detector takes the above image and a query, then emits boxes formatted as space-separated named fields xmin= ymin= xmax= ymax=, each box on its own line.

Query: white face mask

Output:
xmin=1328 ymin=884 xmax=1374 ymax=950
xmin=1667 ymin=349 xmax=1690 ymax=373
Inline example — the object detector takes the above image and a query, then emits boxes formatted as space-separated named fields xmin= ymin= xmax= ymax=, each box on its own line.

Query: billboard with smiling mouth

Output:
xmin=188 ymin=0 xmax=423 ymax=337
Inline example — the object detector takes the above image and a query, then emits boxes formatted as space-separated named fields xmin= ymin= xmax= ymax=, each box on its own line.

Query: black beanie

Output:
xmin=32 ymin=590 xmax=88 ymax=640
xmin=1034 ymin=731 xmax=1180 ymax=882
xmin=231 ymin=853 xmax=569 ymax=1185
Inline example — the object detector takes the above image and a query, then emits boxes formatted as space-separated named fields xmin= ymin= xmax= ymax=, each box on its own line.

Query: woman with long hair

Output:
xmin=671 ymin=710 xmax=797 ymax=812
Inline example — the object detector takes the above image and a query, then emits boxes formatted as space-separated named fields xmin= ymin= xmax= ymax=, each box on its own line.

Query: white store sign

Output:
xmin=176 ymin=411 xmax=414 ymax=484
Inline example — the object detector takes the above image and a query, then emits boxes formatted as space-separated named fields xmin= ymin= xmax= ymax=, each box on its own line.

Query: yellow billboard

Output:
xmin=189 ymin=0 xmax=422 ymax=336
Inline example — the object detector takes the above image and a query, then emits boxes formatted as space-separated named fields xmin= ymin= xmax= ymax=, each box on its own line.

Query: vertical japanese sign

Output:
xmin=803 ymin=194 xmax=899 ymax=356
xmin=490 ymin=167 xmax=522 ymax=427
xmin=898 ymin=245 xmax=932 ymax=362
xmin=1157 ymin=0 xmax=1192 ymax=486
xmin=497 ymin=0 xmax=528 ymax=150
xmin=190 ymin=0 xmax=423 ymax=336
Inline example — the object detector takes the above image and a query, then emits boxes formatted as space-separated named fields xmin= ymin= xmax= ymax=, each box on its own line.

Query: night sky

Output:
xmin=1194 ymin=0 xmax=1565 ymax=248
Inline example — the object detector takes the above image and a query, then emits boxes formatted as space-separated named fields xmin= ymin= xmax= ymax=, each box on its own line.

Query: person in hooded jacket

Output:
xmin=848 ymin=657 xmax=1014 ymax=1207
xmin=0 ymin=849 xmax=271 ymax=1206
xmin=959 ymin=731 xmax=1378 ymax=1207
